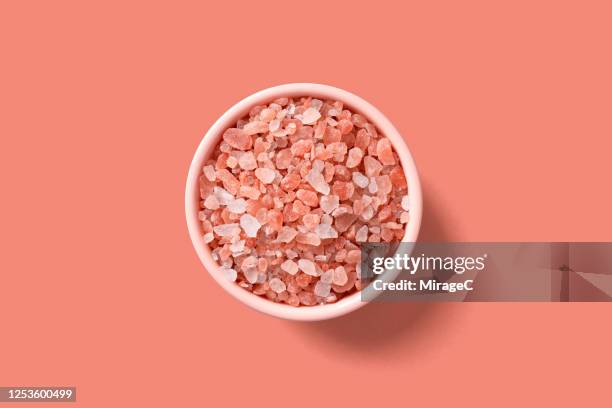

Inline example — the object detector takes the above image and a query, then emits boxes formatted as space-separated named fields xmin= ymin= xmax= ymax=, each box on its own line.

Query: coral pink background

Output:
xmin=1 ymin=1 xmax=611 ymax=406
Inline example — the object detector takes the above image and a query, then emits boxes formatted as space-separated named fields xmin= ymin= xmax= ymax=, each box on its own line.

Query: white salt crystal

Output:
xmin=213 ymin=223 xmax=240 ymax=237
xmin=333 ymin=266 xmax=348 ymax=286
xmin=213 ymin=187 xmax=234 ymax=206
xmin=298 ymin=259 xmax=317 ymax=276
xmin=204 ymin=195 xmax=219 ymax=210
xmin=320 ymin=270 xmax=334 ymax=284
xmin=240 ymin=214 xmax=261 ymax=238
xmin=220 ymin=267 xmax=237 ymax=282
xmin=314 ymin=281 xmax=331 ymax=297
xmin=227 ymin=198 xmax=247 ymax=214
xmin=300 ymin=107 xmax=321 ymax=125
xmin=269 ymin=277 xmax=286 ymax=294
xmin=352 ymin=172 xmax=369 ymax=188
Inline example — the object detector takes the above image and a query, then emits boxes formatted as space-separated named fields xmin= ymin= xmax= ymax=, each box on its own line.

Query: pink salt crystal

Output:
xmin=296 ymin=232 xmax=321 ymax=246
xmin=363 ymin=156 xmax=383 ymax=177
xmin=315 ymin=223 xmax=338 ymax=239
xmin=302 ymin=213 xmax=321 ymax=230
xmin=368 ymin=178 xmax=378 ymax=194
xmin=260 ymin=108 xmax=276 ymax=122
xmin=204 ymin=195 xmax=220 ymax=210
xmin=323 ymin=126 xmax=342 ymax=145
xmin=381 ymin=228 xmax=395 ymax=242
xmin=255 ymin=167 xmax=276 ymax=184
xmin=238 ymin=152 xmax=257 ymax=170
xmin=243 ymin=120 xmax=269 ymax=136
xmin=280 ymin=173 xmax=301 ymax=191
xmin=267 ymin=209 xmax=283 ymax=231
xmin=288 ymin=293 xmax=300 ymax=306
xmin=240 ymin=213 xmax=261 ymax=237
xmin=305 ymin=169 xmax=330 ymax=195
xmin=378 ymin=205 xmax=393 ymax=221
xmin=334 ymin=165 xmax=351 ymax=181
xmin=400 ymin=211 xmax=410 ymax=223
xmin=296 ymin=189 xmax=319 ymax=207
xmin=281 ymin=259 xmax=299 ymax=275
xmin=376 ymin=138 xmax=396 ymax=165
xmin=346 ymin=250 xmax=361 ymax=264
xmin=335 ymin=213 xmax=357 ymax=233
xmin=268 ymin=277 xmax=286 ymax=294
xmin=327 ymin=142 xmax=348 ymax=162
xmin=268 ymin=119 xmax=281 ymax=133
xmin=346 ymin=147 xmax=364 ymax=168
xmin=292 ymin=200 xmax=310 ymax=216
xmin=355 ymin=225 xmax=368 ymax=242
xmin=222 ymin=128 xmax=252 ymax=151
xmin=351 ymin=114 xmax=367 ymax=128
xmin=314 ymin=281 xmax=331 ymax=297
xmin=319 ymin=195 xmax=339 ymax=214
xmin=239 ymin=185 xmax=261 ymax=200
xmin=354 ymin=129 xmax=370 ymax=151
xmin=401 ymin=195 xmax=410 ymax=211
xmin=314 ymin=120 xmax=326 ymax=139
xmin=275 ymin=148 xmax=292 ymax=169
xmin=299 ymin=291 xmax=317 ymax=306
xmin=375 ymin=175 xmax=392 ymax=195
xmin=338 ymin=119 xmax=354 ymax=135
xmin=277 ymin=226 xmax=298 ymax=243
xmin=361 ymin=205 xmax=374 ymax=221
xmin=203 ymin=232 xmax=214 ymax=243
xmin=290 ymin=139 xmax=313 ymax=157
xmin=389 ymin=166 xmax=408 ymax=189
xmin=300 ymin=107 xmax=321 ymax=125
xmin=298 ymin=259 xmax=317 ymax=276
xmin=203 ymin=165 xmax=216 ymax=182
xmin=321 ymin=270 xmax=334 ymax=284
xmin=332 ymin=181 xmax=355 ymax=201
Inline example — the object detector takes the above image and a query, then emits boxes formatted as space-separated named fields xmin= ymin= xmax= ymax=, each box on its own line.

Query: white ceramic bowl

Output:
xmin=186 ymin=83 xmax=422 ymax=321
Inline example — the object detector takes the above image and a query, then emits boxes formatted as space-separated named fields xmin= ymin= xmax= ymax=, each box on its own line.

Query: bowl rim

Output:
xmin=185 ymin=83 xmax=422 ymax=321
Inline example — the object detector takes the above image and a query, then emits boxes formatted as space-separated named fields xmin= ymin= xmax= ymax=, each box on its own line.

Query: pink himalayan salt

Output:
xmin=255 ymin=167 xmax=276 ymax=184
xmin=269 ymin=277 xmax=286 ymax=294
xmin=296 ymin=189 xmax=319 ymax=207
xmin=376 ymin=138 xmax=396 ymax=165
xmin=300 ymin=107 xmax=321 ymax=125
xmin=363 ymin=156 xmax=383 ymax=177
xmin=202 ymin=96 xmax=408 ymax=307
xmin=240 ymin=214 xmax=261 ymax=237
xmin=281 ymin=259 xmax=299 ymax=275
xmin=222 ymin=128 xmax=252 ymax=150
xmin=346 ymin=147 xmax=364 ymax=168
xmin=298 ymin=259 xmax=317 ymax=276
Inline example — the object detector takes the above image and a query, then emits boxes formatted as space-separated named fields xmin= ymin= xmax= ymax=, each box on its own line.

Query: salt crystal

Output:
xmin=305 ymin=169 xmax=330 ymax=195
xmin=213 ymin=223 xmax=240 ymax=237
xmin=401 ymin=195 xmax=410 ymax=211
xmin=363 ymin=156 xmax=383 ymax=177
xmin=203 ymin=165 xmax=216 ymax=182
xmin=376 ymin=138 xmax=396 ymax=165
xmin=314 ymin=281 xmax=331 ymax=297
xmin=315 ymin=223 xmax=338 ymax=239
xmin=222 ymin=128 xmax=251 ymax=151
xmin=368 ymin=178 xmax=378 ymax=194
xmin=220 ymin=266 xmax=237 ymax=282
xmin=203 ymin=232 xmax=214 ymax=243
xmin=269 ymin=119 xmax=280 ymax=133
xmin=230 ymin=240 xmax=245 ymax=253
xmin=226 ymin=156 xmax=238 ymax=168
xmin=400 ymin=211 xmax=410 ymax=223
xmin=298 ymin=259 xmax=317 ymax=276
xmin=321 ymin=270 xmax=334 ymax=284
xmin=296 ymin=232 xmax=321 ymax=246
xmin=269 ymin=277 xmax=286 ymax=294
xmin=319 ymin=195 xmax=339 ymax=214
xmin=333 ymin=266 xmax=348 ymax=285
xmin=300 ymin=107 xmax=321 ymax=125
xmin=227 ymin=198 xmax=247 ymax=214
xmin=213 ymin=186 xmax=234 ymax=206
xmin=255 ymin=167 xmax=276 ymax=184
xmin=346 ymin=147 xmax=364 ymax=168
xmin=204 ymin=195 xmax=220 ymax=210
xmin=352 ymin=172 xmax=369 ymax=188
xmin=238 ymin=152 xmax=257 ymax=170
xmin=277 ymin=226 xmax=298 ymax=243
xmin=356 ymin=225 xmax=368 ymax=242
xmin=240 ymin=214 xmax=261 ymax=238
xmin=243 ymin=267 xmax=259 ymax=284
xmin=281 ymin=259 xmax=299 ymax=275
xmin=243 ymin=120 xmax=268 ymax=136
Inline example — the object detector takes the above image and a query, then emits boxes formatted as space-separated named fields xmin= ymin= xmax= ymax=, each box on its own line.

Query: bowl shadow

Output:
xmin=289 ymin=183 xmax=455 ymax=356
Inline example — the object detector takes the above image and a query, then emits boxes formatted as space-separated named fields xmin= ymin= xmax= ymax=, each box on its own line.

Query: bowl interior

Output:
xmin=185 ymin=83 xmax=422 ymax=321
